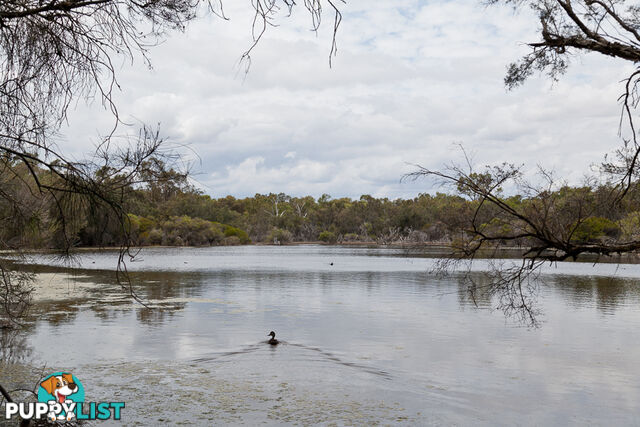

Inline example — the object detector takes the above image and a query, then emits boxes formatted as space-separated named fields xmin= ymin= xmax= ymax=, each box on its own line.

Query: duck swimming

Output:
xmin=267 ymin=331 xmax=279 ymax=345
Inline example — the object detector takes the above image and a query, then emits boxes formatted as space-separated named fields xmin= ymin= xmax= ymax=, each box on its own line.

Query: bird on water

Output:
xmin=267 ymin=331 xmax=279 ymax=345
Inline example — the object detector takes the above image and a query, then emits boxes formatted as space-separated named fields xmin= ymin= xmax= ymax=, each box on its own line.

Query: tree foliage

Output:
xmin=411 ymin=0 xmax=640 ymax=324
xmin=494 ymin=0 xmax=640 ymax=191
xmin=8 ymin=163 xmax=640 ymax=256
xmin=0 ymin=0 xmax=345 ymax=325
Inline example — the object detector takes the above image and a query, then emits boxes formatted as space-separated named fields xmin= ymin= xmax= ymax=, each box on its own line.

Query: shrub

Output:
xmin=127 ymin=214 xmax=141 ymax=235
xmin=618 ymin=211 xmax=640 ymax=241
xmin=204 ymin=223 xmax=225 ymax=245
xmin=266 ymin=228 xmax=293 ymax=244
xmin=162 ymin=232 xmax=184 ymax=246
xmin=223 ymin=235 xmax=241 ymax=246
xmin=147 ymin=228 xmax=163 ymax=245
xmin=572 ymin=217 xmax=621 ymax=243
xmin=223 ymin=225 xmax=250 ymax=244
xmin=126 ymin=214 xmax=248 ymax=246
xmin=318 ymin=230 xmax=337 ymax=243
xmin=138 ymin=216 xmax=156 ymax=234
xmin=341 ymin=233 xmax=360 ymax=242
xmin=154 ymin=216 xmax=228 ymax=246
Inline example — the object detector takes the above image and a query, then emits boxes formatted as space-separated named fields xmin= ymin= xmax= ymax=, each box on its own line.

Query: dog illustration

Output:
xmin=40 ymin=373 xmax=78 ymax=421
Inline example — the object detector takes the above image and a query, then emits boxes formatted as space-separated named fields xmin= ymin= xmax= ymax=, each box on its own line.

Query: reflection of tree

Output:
xmin=556 ymin=276 xmax=637 ymax=315
xmin=454 ymin=270 xmax=640 ymax=322
xmin=592 ymin=277 xmax=631 ymax=314
xmin=136 ymin=305 xmax=185 ymax=325
xmin=455 ymin=273 xmax=493 ymax=310
xmin=9 ymin=264 xmax=208 ymax=329
xmin=60 ymin=270 xmax=203 ymax=325
xmin=30 ymin=299 xmax=82 ymax=326
xmin=129 ymin=271 xmax=207 ymax=301
xmin=0 ymin=328 xmax=32 ymax=364
xmin=446 ymin=261 xmax=542 ymax=327
xmin=407 ymin=0 xmax=640 ymax=326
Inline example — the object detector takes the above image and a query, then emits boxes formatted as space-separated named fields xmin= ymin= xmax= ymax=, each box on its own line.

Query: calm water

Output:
xmin=2 ymin=246 xmax=640 ymax=425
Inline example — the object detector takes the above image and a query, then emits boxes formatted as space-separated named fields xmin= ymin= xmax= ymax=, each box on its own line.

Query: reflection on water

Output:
xmin=554 ymin=275 xmax=639 ymax=315
xmin=0 ymin=328 xmax=31 ymax=365
xmin=1 ymin=246 xmax=640 ymax=425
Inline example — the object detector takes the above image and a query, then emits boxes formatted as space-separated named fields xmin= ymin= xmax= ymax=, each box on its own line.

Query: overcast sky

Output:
xmin=62 ymin=0 xmax=633 ymax=199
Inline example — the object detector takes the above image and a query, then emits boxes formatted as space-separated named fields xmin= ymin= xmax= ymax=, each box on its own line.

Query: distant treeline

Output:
xmin=126 ymin=191 xmax=469 ymax=246
xmin=2 ymin=158 xmax=640 ymax=248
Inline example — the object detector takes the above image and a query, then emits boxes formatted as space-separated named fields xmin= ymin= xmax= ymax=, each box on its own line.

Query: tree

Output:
xmin=0 ymin=2 xmax=345 ymax=422
xmin=411 ymin=0 xmax=640 ymax=325
xmin=494 ymin=0 xmax=640 ymax=192
xmin=0 ymin=0 xmax=344 ymax=326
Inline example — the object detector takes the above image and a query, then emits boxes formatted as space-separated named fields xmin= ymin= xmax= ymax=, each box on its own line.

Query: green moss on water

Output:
xmin=32 ymin=361 xmax=417 ymax=425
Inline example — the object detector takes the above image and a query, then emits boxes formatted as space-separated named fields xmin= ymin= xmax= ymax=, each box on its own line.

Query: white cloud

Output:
xmin=59 ymin=1 xmax=634 ymax=198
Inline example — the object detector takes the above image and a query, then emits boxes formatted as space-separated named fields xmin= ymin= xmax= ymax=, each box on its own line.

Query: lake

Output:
xmin=2 ymin=245 xmax=640 ymax=425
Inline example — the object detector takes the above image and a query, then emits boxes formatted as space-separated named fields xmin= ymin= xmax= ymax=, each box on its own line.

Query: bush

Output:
xmin=422 ymin=221 xmax=448 ymax=241
xmin=341 ymin=233 xmax=360 ymax=242
xmin=138 ymin=216 xmax=156 ymax=234
xmin=147 ymin=228 xmax=163 ymax=245
xmin=223 ymin=225 xmax=250 ymax=244
xmin=618 ymin=211 xmax=640 ymax=241
xmin=127 ymin=214 xmax=141 ymax=235
xmin=572 ymin=217 xmax=621 ymax=243
xmin=266 ymin=228 xmax=293 ymax=244
xmin=204 ymin=223 xmax=225 ymax=245
xmin=125 ymin=214 xmax=160 ymax=245
xmin=223 ymin=235 xmax=241 ymax=246
xmin=151 ymin=216 xmax=228 ymax=246
xmin=318 ymin=230 xmax=337 ymax=244
xmin=162 ymin=232 xmax=184 ymax=246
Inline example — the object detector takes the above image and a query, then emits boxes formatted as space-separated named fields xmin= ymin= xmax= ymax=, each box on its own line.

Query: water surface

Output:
xmin=2 ymin=246 xmax=640 ymax=425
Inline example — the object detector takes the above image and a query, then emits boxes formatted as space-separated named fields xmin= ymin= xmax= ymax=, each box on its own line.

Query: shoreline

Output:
xmin=1 ymin=243 xmax=639 ymax=265
xmin=0 ymin=241 xmax=527 ymax=252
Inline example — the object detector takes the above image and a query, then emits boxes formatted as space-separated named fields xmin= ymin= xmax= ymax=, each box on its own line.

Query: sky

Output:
xmin=61 ymin=0 xmax=634 ymax=199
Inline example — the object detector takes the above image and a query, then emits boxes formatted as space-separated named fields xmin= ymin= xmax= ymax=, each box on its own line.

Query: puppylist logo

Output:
xmin=4 ymin=372 xmax=124 ymax=422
